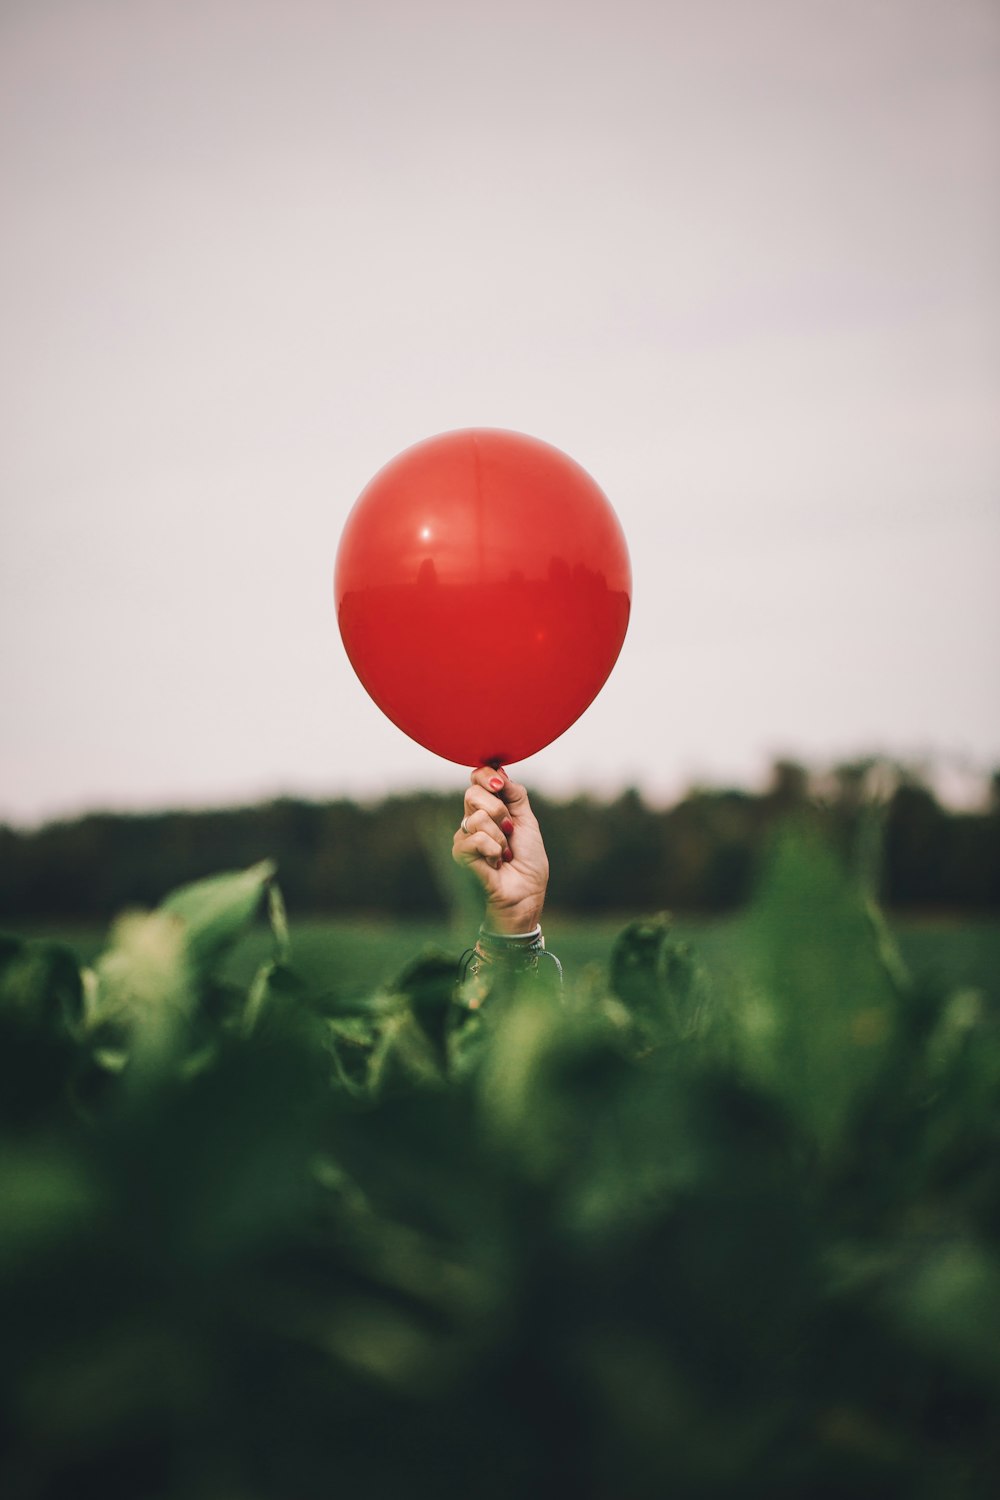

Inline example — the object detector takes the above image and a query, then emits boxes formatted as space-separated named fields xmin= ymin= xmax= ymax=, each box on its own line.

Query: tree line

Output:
xmin=1 ymin=760 xmax=997 ymax=923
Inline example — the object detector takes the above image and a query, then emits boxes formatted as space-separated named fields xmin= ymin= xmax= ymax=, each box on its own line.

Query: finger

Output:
xmin=497 ymin=775 xmax=535 ymax=824
xmin=454 ymin=828 xmax=504 ymax=870
xmin=468 ymin=768 xmax=518 ymax=839
xmin=464 ymin=784 xmax=514 ymax=836
xmin=461 ymin=807 xmax=510 ymax=852
xmin=470 ymin=765 xmax=509 ymax=798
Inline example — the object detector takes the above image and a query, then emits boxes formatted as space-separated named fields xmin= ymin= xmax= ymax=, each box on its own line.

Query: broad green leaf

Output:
xmin=242 ymin=959 xmax=303 ymax=1035
xmin=389 ymin=949 xmax=460 ymax=1063
xmin=0 ymin=934 xmax=83 ymax=1033
xmin=609 ymin=915 xmax=711 ymax=1044
xmin=92 ymin=909 xmax=192 ymax=1058
xmin=730 ymin=824 xmax=901 ymax=1154
xmin=0 ymin=937 xmax=84 ymax=1128
xmin=160 ymin=859 xmax=276 ymax=972
xmin=892 ymin=1241 xmax=1000 ymax=1387
xmin=367 ymin=1010 xmax=445 ymax=1093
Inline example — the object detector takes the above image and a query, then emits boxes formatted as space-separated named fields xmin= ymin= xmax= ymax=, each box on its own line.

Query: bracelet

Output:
xmin=477 ymin=923 xmax=544 ymax=952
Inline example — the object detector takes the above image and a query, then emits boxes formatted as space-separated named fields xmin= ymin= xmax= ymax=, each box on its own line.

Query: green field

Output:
xmin=5 ymin=845 xmax=1000 ymax=1496
xmin=12 ymin=910 xmax=1000 ymax=1007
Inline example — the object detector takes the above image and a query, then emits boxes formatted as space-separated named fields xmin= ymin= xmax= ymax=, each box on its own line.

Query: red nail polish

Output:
xmin=502 ymin=818 xmax=514 ymax=835
xmin=502 ymin=847 xmax=513 ymax=862
xmin=489 ymin=777 xmax=504 ymax=791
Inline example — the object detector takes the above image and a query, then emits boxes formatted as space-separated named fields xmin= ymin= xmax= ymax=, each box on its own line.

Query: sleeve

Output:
xmin=458 ymin=923 xmax=563 ymax=1007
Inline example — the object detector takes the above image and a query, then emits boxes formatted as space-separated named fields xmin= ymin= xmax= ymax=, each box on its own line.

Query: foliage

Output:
xmin=1 ymin=832 xmax=999 ymax=1498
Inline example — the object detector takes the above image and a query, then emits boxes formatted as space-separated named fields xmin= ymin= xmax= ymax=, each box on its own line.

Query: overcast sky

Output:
xmin=2 ymin=0 xmax=998 ymax=825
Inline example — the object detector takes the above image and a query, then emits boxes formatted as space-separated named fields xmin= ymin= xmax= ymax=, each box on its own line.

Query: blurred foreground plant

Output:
xmin=0 ymin=829 xmax=997 ymax=1499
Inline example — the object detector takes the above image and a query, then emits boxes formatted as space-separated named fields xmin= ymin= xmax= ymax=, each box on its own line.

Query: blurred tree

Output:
xmin=2 ymin=766 xmax=997 ymax=922
xmin=764 ymin=758 xmax=810 ymax=812
xmin=883 ymin=779 xmax=950 ymax=908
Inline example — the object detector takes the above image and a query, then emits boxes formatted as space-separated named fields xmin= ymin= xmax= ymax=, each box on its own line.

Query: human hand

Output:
xmin=452 ymin=766 xmax=549 ymax=935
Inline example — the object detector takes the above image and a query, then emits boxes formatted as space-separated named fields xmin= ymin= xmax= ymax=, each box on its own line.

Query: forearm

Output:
xmin=482 ymin=891 xmax=545 ymax=936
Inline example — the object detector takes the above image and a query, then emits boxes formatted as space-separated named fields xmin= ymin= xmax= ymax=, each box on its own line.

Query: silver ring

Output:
xmin=461 ymin=815 xmax=472 ymax=835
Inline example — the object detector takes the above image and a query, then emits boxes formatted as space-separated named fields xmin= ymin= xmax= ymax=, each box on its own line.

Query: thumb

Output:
xmin=500 ymin=775 xmax=535 ymax=821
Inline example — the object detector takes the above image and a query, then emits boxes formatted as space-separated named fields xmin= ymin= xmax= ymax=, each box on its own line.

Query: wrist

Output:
xmin=484 ymin=897 xmax=544 ymax=936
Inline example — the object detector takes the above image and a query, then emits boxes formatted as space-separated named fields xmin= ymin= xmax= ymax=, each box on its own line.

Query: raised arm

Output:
xmin=452 ymin=766 xmax=560 ymax=989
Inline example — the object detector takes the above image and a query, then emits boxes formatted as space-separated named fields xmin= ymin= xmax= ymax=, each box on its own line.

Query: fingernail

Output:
xmin=502 ymin=847 xmax=513 ymax=862
xmin=489 ymin=777 xmax=504 ymax=791
xmin=502 ymin=818 xmax=514 ymax=835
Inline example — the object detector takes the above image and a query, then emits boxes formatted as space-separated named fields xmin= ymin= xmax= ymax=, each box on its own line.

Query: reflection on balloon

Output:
xmin=335 ymin=428 xmax=631 ymax=767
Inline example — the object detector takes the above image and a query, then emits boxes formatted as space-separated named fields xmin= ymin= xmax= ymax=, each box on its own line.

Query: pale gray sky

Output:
xmin=2 ymin=0 xmax=998 ymax=824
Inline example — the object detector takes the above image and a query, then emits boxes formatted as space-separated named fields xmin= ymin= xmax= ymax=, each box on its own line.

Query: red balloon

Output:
xmin=335 ymin=428 xmax=631 ymax=767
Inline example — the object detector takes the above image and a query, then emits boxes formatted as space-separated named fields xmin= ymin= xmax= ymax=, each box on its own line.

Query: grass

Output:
xmin=10 ymin=910 xmax=1000 ymax=1007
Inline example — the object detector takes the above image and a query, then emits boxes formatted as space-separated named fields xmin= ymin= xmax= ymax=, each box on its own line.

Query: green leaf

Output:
xmin=266 ymin=877 xmax=291 ymax=962
xmin=0 ymin=935 xmax=83 ymax=1034
xmin=160 ymin=860 xmax=276 ymax=973
xmin=729 ymin=823 xmax=900 ymax=1155
xmin=609 ymin=915 xmax=710 ymax=1045
xmin=91 ymin=909 xmax=192 ymax=1060
xmin=242 ymin=959 xmax=303 ymax=1036
xmin=389 ymin=949 xmax=460 ymax=1063
xmin=893 ymin=1240 xmax=1000 ymax=1388
xmin=0 ymin=937 xmax=84 ymax=1127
